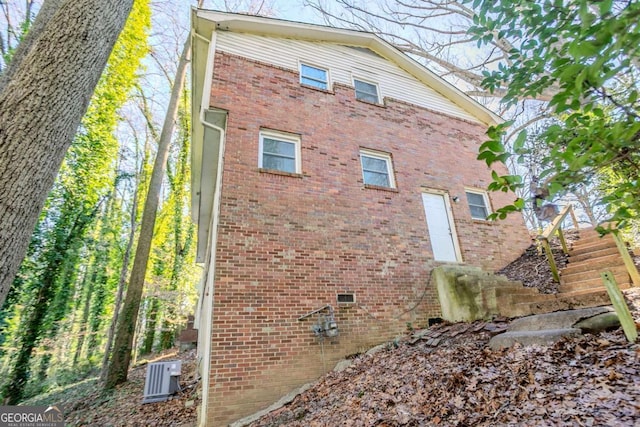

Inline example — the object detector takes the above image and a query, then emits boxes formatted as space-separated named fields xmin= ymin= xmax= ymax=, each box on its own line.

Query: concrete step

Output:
xmin=527 ymin=291 xmax=612 ymax=315
xmin=510 ymin=292 xmax=556 ymax=304
xmin=499 ymin=288 xmax=614 ymax=318
xmin=494 ymin=286 xmax=541 ymax=297
xmin=497 ymin=293 xmax=555 ymax=312
xmin=489 ymin=306 xmax=618 ymax=350
xmin=570 ymin=239 xmax=617 ymax=256
xmin=562 ymin=253 xmax=625 ymax=275
xmin=568 ymin=246 xmax=619 ymax=263
xmin=561 ymin=264 xmax=628 ymax=284
xmin=499 ymin=301 xmax=534 ymax=319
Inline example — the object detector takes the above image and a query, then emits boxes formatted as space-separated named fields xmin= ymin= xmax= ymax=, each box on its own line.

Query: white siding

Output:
xmin=215 ymin=31 xmax=480 ymax=123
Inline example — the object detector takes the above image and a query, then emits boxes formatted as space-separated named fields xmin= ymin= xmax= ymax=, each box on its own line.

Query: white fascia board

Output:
xmin=194 ymin=9 xmax=501 ymax=126
xmin=190 ymin=7 xmax=207 ymax=225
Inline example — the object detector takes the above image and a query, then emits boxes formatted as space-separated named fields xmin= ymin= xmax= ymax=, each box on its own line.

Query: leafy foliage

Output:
xmin=469 ymin=0 xmax=640 ymax=227
xmin=0 ymin=0 xmax=150 ymax=403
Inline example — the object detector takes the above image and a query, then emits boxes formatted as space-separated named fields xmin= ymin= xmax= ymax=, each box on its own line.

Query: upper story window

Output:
xmin=360 ymin=149 xmax=395 ymax=188
xmin=259 ymin=130 xmax=301 ymax=174
xmin=300 ymin=63 xmax=328 ymax=90
xmin=465 ymin=190 xmax=491 ymax=220
xmin=354 ymin=79 xmax=380 ymax=103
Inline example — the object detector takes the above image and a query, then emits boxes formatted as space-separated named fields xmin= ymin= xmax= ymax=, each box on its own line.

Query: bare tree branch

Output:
xmin=303 ymin=0 xmax=557 ymax=101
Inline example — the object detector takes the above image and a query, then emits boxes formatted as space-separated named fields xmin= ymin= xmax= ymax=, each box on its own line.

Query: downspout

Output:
xmin=192 ymin=26 xmax=227 ymax=427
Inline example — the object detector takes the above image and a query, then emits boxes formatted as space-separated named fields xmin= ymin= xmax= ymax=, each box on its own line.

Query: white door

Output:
xmin=421 ymin=193 xmax=460 ymax=262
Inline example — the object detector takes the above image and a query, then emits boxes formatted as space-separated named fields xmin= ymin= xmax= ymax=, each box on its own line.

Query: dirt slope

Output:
xmin=249 ymin=290 xmax=640 ymax=426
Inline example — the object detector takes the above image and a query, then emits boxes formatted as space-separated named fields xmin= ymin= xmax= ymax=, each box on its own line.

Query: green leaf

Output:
xmin=599 ymin=0 xmax=613 ymax=15
xmin=512 ymin=130 xmax=527 ymax=152
xmin=477 ymin=150 xmax=496 ymax=166
xmin=514 ymin=198 xmax=525 ymax=209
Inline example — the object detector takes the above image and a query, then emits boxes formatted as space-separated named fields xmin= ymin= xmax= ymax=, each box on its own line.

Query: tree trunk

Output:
xmin=0 ymin=0 xmax=64 ymax=91
xmin=73 ymin=270 xmax=93 ymax=366
xmin=100 ymin=189 xmax=138 ymax=380
xmin=140 ymin=298 xmax=159 ymax=355
xmin=104 ymin=34 xmax=191 ymax=389
xmin=0 ymin=0 xmax=134 ymax=309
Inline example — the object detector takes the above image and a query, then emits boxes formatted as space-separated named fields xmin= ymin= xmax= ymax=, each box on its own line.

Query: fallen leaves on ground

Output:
xmin=497 ymin=231 xmax=579 ymax=294
xmin=250 ymin=289 xmax=640 ymax=427
xmin=24 ymin=349 xmax=200 ymax=427
xmin=68 ymin=349 xmax=199 ymax=426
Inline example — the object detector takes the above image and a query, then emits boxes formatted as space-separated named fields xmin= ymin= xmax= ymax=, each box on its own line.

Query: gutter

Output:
xmin=191 ymin=21 xmax=227 ymax=427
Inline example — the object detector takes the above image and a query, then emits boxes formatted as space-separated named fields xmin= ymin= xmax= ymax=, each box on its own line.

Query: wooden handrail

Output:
xmin=536 ymin=205 xmax=640 ymax=287
xmin=539 ymin=204 xmax=576 ymax=241
xmin=611 ymin=230 xmax=640 ymax=287
xmin=537 ymin=205 xmax=578 ymax=282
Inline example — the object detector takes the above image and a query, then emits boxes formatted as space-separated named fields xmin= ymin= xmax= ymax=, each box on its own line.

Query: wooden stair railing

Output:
xmin=538 ymin=204 xmax=640 ymax=286
xmin=611 ymin=230 xmax=640 ymax=287
xmin=537 ymin=205 xmax=579 ymax=282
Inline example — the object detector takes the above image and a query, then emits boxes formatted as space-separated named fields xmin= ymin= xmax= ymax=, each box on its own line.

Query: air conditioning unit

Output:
xmin=142 ymin=360 xmax=182 ymax=403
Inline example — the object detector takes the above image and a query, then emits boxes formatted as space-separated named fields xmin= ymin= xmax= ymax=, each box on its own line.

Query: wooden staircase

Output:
xmin=559 ymin=228 xmax=632 ymax=294
xmin=499 ymin=228 xmax=636 ymax=318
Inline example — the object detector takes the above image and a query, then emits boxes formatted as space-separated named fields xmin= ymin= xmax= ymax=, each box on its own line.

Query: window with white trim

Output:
xmin=354 ymin=79 xmax=380 ymax=103
xmin=360 ymin=149 xmax=395 ymax=188
xmin=259 ymin=131 xmax=301 ymax=174
xmin=300 ymin=63 xmax=328 ymax=90
xmin=465 ymin=190 xmax=491 ymax=220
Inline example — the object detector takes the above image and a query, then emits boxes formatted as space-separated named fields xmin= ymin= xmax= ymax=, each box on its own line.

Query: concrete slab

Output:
xmin=508 ymin=306 xmax=613 ymax=331
xmin=573 ymin=311 xmax=620 ymax=333
xmin=489 ymin=328 xmax=582 ymax=350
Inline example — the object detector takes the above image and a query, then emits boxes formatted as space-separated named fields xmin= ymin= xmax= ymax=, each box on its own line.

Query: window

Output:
xmin=465 ymin=190 xmax=491 ymax=220
xmin=354 ymin=79 xmax=380 ymax=103
xmin=300 ymin=63 xmax=328 ymax=90
xmin=259 ymin=131 xmax=301 ymax=174
xmin=360 ymin=150 xmax=394 ymax=188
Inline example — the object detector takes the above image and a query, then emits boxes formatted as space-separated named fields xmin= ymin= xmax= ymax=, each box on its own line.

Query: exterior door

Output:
xmin=421 ymin=192 xmax=460 ymax=262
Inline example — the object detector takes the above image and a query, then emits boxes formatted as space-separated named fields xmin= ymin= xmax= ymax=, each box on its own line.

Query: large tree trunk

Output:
xmin=104 ymin=35 xmax=191 ymax=389
xmin=0 ymin=0 xmax=134 ymax=309
xmin=0 ymin=0 xmax=64 ymax=91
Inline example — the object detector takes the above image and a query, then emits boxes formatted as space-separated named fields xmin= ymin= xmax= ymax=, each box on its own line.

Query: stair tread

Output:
xmin=568 ymin=247 xmax=619 ymax=263
xmin=561 ymin=265 xmax=628 ymax=281
xmin=563 ymin=253 xmax=625 ymax=272
xmin=559 ymin=283 xmax=632 ymax=295
xmin=561 ymin=270 xmax=629 ymax=285
xmin=557 ymin=288 xmax=610 ymax=298
xmin=570 ymin=241 xmax=617 ymax=256
xmin=574 ymin=231 xmax=613 ymax=242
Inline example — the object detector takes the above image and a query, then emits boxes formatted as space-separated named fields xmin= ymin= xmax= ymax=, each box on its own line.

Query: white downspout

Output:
xmin=193 ymin=27 xmax=227 ymax=427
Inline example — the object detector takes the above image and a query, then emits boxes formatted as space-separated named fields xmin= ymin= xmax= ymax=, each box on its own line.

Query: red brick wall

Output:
xmin=204 ymin=51 xmax=530 ymax=426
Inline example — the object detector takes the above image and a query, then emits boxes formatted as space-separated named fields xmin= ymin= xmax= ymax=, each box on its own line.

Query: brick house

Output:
xmin=190 ymin=9 xmax=531 ymax=426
